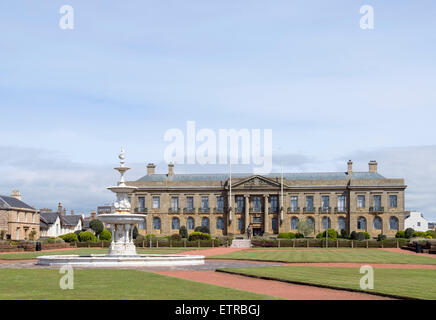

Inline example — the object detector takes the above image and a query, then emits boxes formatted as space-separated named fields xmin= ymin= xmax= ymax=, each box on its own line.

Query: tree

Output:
xmin=405 ymin=228 xmax=415 ymax=239
xmin=195 ymin=226 xmax=210 ymax=234
xmin=99 ymin=229 xmax=112 ymax=241
xmin=89 ymin=219 xmax=104 ymax=237
xmin=179 ymin=226 xmax=188 ymax=239
xmin=297 ymin=220 xmax=314 ymax=238
xmin=132 ymin=226 xmax=139 ymax=239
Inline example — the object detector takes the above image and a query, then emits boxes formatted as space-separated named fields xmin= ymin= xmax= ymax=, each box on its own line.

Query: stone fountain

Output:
xmin=37 ymin=149 xmax=205 ymax=267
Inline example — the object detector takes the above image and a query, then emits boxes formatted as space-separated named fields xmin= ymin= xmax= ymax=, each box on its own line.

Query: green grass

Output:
xmin=210 ymin=248 xmax=436 ymax=265
xmin=0 ymin=268 xmax=278 ymax=300
xmin=0 ymin=248 xmax=202 ymax=260
xmin=218 ymin=266 xmax=436 ymax=300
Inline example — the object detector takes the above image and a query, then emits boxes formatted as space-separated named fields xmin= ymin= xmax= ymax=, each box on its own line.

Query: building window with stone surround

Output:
xmin=238 ymin=218 xmax=243 ymax=230
xmin=172 ymin=217 xmax=180 ymax=230
xmin=201 ymin=217 xmax=210 ymax=228
xmin=322 ymin=216 xmax=331 ymax=229
xmin=306 ymin=196 xmax=314 ymax=212
xmin=272 ymin=217 xmax=278 ymax=232
xmin=236 ymin=196 xmax=244 ymax=212
xmin=139 ymin=218 xmax=146 ymax=230
xmin=186 ymin=197 xmax=194 ymax=211
xmin=389 ymin=195 xmax=398 ymax=208
xmin=253 ymin=196 xmax=261 ymax=212
xmin=338 ymin=217 xmax=346 ymax=231
xmin=187 ymin=217 xmax=195 ymax=230
xmin=291 ymin=217 xmax=299 ymax=230
xmin=201 ymin=197 xmax=209 ymax=211
xmin=216 ymin=217 xmax=224 ymax=230
xmin=306 ymin=217 xmax=315 ymax=229
xmin=337 ymin=196 xmax=345 ymax=212
xmin=357 ymin=195 xmax=365 ymax=209
xmin=290 ymin=196 xmax=298 ymax=212
xmin=321 ymin=196 xmax=329 ymax=211
xmin=171 ymin=197 xmax=179 ymax=211
xmin=217 ymin=196 xmax=224 ymax=211
xmin=389 ymin=216 xmax=399 ymax=230
xmin=357 ymin=217 xmax=366 ymax=230
xmin=373 ymin=216 xmax=382 ymax=230
xmin=152 ymin=197 xmax=160 ymax=209
xmin=153 ymin=217 xmax=161 ymax=230
xmin=138 ymin=197 xmax=145 ymax=211
xmin=270 ymin=196 xmax=278 ymax=212
xmin=373 ymin=195 xmax=382 ymax=211
xmin=16 ymin=213 xmax=19 ymax=222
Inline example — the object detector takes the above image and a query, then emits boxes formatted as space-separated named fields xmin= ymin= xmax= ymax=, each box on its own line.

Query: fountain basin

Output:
xmin=37 ymin=254 xmax=205 ymax=267
xmin=97 ymin=213 xmax=146 ymax=225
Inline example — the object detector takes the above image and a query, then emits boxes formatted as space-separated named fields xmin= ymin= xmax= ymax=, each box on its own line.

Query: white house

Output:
xmin=40 ymin=211 xmax=84 ymax=238
xmin=404 ymin=211 xmax=429 ymax=232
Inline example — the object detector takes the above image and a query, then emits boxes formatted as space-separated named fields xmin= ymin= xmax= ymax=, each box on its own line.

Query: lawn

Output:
xmin=0 ymin=248 xmax=202 ymax=260
xmin=218 ymin=266 xmax=436 ymax=300
xmin=0 ymin=268 xmax=278 ymax=300
xmin=210 ymin=248 xmax=436 ymax=265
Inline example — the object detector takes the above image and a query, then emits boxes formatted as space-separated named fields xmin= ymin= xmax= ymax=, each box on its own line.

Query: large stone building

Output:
xmin=0 ymin=191 xmax=40 ymax=240
xmin=126 ymin=160 xmax=407 ymax=238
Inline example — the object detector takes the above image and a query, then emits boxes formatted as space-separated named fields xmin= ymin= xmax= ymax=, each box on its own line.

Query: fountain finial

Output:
xmin=119 ymin=147 xmax=125 ymax=167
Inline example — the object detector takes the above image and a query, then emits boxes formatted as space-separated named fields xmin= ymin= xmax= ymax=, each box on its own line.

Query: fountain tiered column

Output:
xmin=98 ymin=148 xmax=146 ymax=256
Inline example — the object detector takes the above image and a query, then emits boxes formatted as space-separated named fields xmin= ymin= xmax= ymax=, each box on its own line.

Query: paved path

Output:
xmin=0 ymin=247 xmax=76 ymax=255
xmin=154 ymin=270 xmax=391 ymax=300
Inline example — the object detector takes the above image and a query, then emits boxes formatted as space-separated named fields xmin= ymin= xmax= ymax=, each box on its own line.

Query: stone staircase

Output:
xmin=230 ymin=239 xmax=252 ymax=248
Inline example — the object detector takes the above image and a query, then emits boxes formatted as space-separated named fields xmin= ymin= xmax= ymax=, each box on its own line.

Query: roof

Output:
xmin=40 ymin=211 xmax=59 ymax=224
xmin=136 ymin=172 xmax=386 ymax=182
xmin=0 ymin=195 xmax=35 ymax=210
xmin=61 ymin=215 xmax=82 ymax=227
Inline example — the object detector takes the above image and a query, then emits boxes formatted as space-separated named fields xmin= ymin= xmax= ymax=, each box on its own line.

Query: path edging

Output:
xmin=215 ymin=269 xmax=416 ymax=301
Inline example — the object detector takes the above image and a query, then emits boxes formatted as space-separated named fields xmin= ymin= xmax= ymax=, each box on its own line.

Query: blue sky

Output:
xmin=1 ymin=1 xmax=436 ymax=220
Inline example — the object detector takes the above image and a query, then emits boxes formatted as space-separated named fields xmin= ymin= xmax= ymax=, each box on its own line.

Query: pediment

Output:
xmin=231 ymin=175 xmax=281 ymax=189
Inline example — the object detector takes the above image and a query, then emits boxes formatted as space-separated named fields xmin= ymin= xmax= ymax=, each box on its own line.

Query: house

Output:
xmin=39 ymin=203 xmax=84 ymax=238
xmin=0 ymin=190 xmax=40 ymax=240
xmin=404 ymin=211 xmax=429 ymax=232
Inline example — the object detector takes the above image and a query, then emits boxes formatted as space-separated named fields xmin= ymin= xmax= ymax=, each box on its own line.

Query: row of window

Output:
xmin=137 ymin=194 xmax=398 ymax=212
xmin=16 ymin=212 xmax=37 ymax=223
xmin=141 ymin=216 xmax=226 ymax=231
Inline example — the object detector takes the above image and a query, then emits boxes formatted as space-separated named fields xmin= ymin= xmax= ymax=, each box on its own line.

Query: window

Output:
xmin=186 ymin=197 xmax=194 ymax=210
xmin=389 ymin=195 xmax=397 ymax=208
xmin=373 ymin=195 xmax=381 ymax=210
xmin=172 ymin=217 xmax=180 ymax=230
xmin=201 ymin=217 xmax=210 ymax=228
xmin=236 ymin=196 xmax=244 ymax=212
xmin=338 ymin=217 xmax=346 ymax=231
xmin=322 ymin=217 xmax=331 ymax=229
xmin=32 ymin=213 xmax=35 ymax=223
xmin=201 ymin=197 xmax=209 ymax=210
xmin=306 ymin=196 xmax=314 ymax=211
xmin=417 ymin=222 xmax=421 ymax=227
xmin=291 ymin=217 xmax=299 ymax=230
xmin=152 ymin=197 xmax=160 ymax=209
xmin=272 ymin=218 xmax=278 ymax=231
xmin=337 ymin=195 xmax=345 ymax=212
xmin=357 ymin=217 xmax=366 ymax=230
xmin=138 ymin=197 xmax=145 ymax=210
xmin=171 ymin=197 xmax=179 ymax=211
xmin=373 ymin=217 xmax=382 ymax=230
xmin=25 ymin=213 xmax=28 ymax=222
xmin=139 ymin=218 xmax=146 ymax=230
xmin=290 ymin=196 xmax=298 ymax=212
xmin=238 ymin=218 xmax=243 ymax=230
xmin=153 ymin=217 xmax=161 ymax=230
xmin=216 ymin=217 xmax=224 ymax=230
xmin=306 ymin=217 xmax=315 ymax=229
xmin=187 ymin=217 xmax=195 ymax=230
xmin=389 ymin=217 xmax=399 ymax=230
xmin=253 ymin=216 xmax=262 ymax=223
xmin=253 ymin=196 xmax=261 ymax=212
xmin=217 ymin=196 xmax=224 ymax=211
xmin=270 ymin=196 xmax=278 ymax=212
xmin=357 ymin=195 xmax=365 ymax=208
xmin=321 ymin=196 xmax=329 ymax=210
xmin=16 ymin=213 xmax=19 ymax=222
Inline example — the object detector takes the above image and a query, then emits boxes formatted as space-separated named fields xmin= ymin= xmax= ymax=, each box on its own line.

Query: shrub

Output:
xmin=0 ymin=230 xmax=5 ymax=240
xmin=316 ymin=229 xmax=338 ymax=239
xmin=339 ymin=229 xmax=348 ymax=239
xmin=170 ymin=234 xmax=182 ymax=241
xmin=136 ymin=235 xmax=146 ymax=242
xmin=377 ymin=234 xmax=387 ymax=241
xmin=425 ymin=230 xmax=435 ymax=239
xmin=99 ymin=229 xmax=112 ymax=241
xmin=89 ymin=219 xmax=104 ymax=236
xmin=349 ymin=231 xmax=357 ymax=240
xmin=352 ymin=232 xmax=370 ymax=241
xmin=405 ymin=228 xmax=415 ymax=239
xmin=59 ymin=233 xmax=79 ymax=243
xmin=188 ymin=232 xmax=211 ymax=241
xmin=395 ymin=230 xmax=405 ymax=238
xmin=179 ymin=226 xmax=188 ymax=239
xmin=194 ymin=226 xmax=210 ymax=234
xmin=79 ymin=231 xmax=97 ymax=242
xmin=295 ymin=233 xmax=304 ymax=239
xmin=28 ymin=230 xmax=37 ymax=241
xmin=278 ymin=232 xmax=296 ymax=239
xmin=146 ymin=234 xmax=156 ymax=241
xmin=413 ymin=231 xmax=427 ymax=238
xmin=362 ymin=232 xmax=371 ymax=240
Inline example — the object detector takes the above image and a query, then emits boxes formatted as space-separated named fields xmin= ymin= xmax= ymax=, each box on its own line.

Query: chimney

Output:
xmin=369 ymin=160 xmax=378 ymax=173
xmin=57 ymin=203 xmax=63 ymax=214
xmin=62 ymin=208 xmax=66 ymax=216
xmin=71 ymin=209 xmax=74 ymax=216
xmin=147 ymin=163 xmax=156 ymax=175
xmin=91 ymin=210 xmax=96 ymax=220
xmin=347 ymin=160 xmax=353 ymax=175
xmin=11 ymin=190 xmax=21 ymax=201
xmin=168 ymin=162 xmax=174 ymax=177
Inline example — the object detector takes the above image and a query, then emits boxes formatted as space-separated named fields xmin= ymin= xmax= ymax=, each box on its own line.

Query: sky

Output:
xmin=0 ymin=1 xmax=435 ymax=220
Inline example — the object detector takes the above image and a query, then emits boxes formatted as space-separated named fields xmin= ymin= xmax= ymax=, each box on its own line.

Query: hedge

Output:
xmin=250 ymin=238 xmax=409 ymax=248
